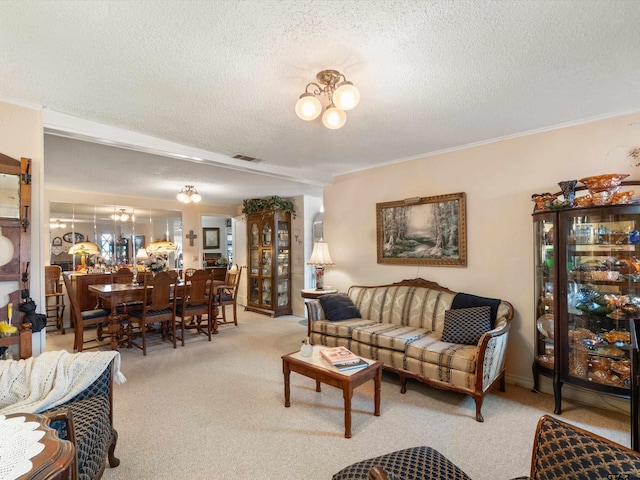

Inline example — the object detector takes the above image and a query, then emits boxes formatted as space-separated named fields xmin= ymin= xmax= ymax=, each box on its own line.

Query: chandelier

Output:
xmin=110 ymin=209 xmax=130 ymax=222
xmin=295 ymin=69 xmax=360 ymax=129
xmin=177 ymin=185 xmax=202 ymax=204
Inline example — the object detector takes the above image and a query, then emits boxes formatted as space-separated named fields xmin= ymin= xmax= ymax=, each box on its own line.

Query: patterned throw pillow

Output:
xmin=319 ymin=293 xmax=361 ymax=321
xmin=441 ymin=306 xmax=491 ymax=345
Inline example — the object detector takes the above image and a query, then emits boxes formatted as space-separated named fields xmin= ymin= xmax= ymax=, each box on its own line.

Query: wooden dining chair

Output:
xmin=111 ymin=267 xmax=134 ymax=284
xmin=214 ymin=264 xmax=243 ymax=326
xmin=174 ymin=269 xmax=213 ymax=345
xmin=127 ymin=271 xmax=177 ymax=355
xmin=45 ymin=265 xmax=66 ymax=334
xmin=62 ymin=272 xmax=112 ymax=352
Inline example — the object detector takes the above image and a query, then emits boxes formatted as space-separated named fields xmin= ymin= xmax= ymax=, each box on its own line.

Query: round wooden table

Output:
xmin=300 ymin=288 xmax=338 ymax=299
xmin=2 ymin=412 xmax=75 ymax=480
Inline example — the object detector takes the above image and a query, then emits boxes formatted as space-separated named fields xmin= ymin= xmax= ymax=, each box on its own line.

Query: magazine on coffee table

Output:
xmin=320 ymin=346 xmax=359 ymax=364
xmin=320 ymin=346 xmax=369 ymax=371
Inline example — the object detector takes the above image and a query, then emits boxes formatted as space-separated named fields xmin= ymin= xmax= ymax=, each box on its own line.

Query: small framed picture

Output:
xmin=135 ymin=235 xmax=145 ymax=250
xmin=203 ymin=228 xmax=220 ymax=249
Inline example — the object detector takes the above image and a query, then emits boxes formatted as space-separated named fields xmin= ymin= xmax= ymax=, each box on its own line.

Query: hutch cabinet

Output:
xmin=246 ymin=210 xmax=292 ymax=317
xmin=533 ymin=204 xmax=640 ymax=421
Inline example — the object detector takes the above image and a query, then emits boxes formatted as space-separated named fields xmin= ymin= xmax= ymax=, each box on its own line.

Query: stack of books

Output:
xmin=320 ymin=346 xmax=369 ymax=372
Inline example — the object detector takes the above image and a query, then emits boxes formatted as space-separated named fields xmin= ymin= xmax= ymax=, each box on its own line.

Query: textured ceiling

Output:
xmin=1 ymin=0 xmax=640 ymax=206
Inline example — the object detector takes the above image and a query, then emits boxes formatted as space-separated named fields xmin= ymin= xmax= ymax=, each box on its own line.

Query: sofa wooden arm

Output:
xmin=42 ymin=408 xmax=79 ymax=480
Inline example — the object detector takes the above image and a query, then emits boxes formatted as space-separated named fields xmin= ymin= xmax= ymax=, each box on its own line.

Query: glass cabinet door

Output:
xmin=561 ymin=208 xmax=637 ymax=392
xmin=534 ymin=214 xmax=556 ymax=375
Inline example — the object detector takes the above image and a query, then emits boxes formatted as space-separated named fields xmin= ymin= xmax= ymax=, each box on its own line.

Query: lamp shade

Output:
xmin=322 ymin=105 xmax=347 ymax=129
xmin=295 ymin=93 xmax=322 ymax=121
xmin=307 ymin=242 xmax=335 ymax=266
xmin=135 ymin=248 xmax=148 ymax=260
xmin=333 ymin=82 xmax=360 ymax=111
xmin=68 ymin=242 xmax=100 ymax=255
xmin=146 ymin=241 xmax=177 ymax=253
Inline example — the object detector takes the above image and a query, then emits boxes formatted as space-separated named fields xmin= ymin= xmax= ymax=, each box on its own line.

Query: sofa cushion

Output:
xmin=441 ymin=306 xmax=491 ymax=345
xmin=319 ymin=294 xmax=361 ymax=321
xmin=406 ymin=335 xmax=478 ymax=374
xmin=352 ymin=324 xmax=428 ymax=352
xmin=451 ymin=292 xmax=501 ymax=328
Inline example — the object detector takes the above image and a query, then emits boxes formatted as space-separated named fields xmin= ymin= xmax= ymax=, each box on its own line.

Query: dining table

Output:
xmin=89 ymin=279 xmax=227 ymax=349
xmin=88 ymin=283 xmax=147 ymax=350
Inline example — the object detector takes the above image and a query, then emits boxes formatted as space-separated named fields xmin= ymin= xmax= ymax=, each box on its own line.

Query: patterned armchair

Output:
xmin=41 ymin=359 xmax=120 ymax=480
xmin=333 ymin=415 xmax=640 ymax=480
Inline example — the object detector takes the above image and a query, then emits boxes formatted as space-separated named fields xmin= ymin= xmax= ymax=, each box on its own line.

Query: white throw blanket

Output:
xmin=0 ymin=350 xmax=126 ymax=416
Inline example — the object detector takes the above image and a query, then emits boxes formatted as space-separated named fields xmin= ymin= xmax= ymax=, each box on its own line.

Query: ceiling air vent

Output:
xmin=232 ymin=154 xmax=258 ymax=162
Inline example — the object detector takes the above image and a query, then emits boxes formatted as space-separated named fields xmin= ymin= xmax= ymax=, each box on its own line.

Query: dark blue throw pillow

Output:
xmin=319 ymin=293 xmax=361 ymax=321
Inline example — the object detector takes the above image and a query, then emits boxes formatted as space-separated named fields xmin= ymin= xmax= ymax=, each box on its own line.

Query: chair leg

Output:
xmin=74 ymin=323 xmax=83 ymax=352
xmin=233 ymin=303 xmax=238 ymax=326
xmin=141 ymin=323 xmax=147 ymax=356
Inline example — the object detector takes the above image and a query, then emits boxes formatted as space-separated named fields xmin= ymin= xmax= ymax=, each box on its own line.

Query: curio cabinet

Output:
xmin=246 ymin=210 xmax=291 ymax=317
xmin=533 ymin=200 xmax=640 ymax=449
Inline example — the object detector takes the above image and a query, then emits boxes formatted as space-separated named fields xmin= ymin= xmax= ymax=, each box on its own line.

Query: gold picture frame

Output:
xmin=376 ymin=192 xmax=467 ymax=266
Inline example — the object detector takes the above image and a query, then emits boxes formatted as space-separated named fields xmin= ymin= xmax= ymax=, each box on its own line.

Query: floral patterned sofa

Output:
xmin=306 ymin=278 xmax=514 ymax=422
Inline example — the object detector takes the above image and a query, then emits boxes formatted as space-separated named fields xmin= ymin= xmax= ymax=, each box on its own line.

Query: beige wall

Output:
xmin=0 ymin=101 xmax=44 ymax=352
xmin=323 ymin=111 xmax=640 ymax=406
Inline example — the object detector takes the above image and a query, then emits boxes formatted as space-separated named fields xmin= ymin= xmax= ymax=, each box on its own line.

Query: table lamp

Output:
xmin=307 ymin=241 xmax=335 ymax=290
xmin=68 ymin=242 xmax=100 ymax=269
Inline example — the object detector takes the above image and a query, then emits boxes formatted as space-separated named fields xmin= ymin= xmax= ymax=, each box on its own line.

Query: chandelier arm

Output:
xmin=304 ymin=82 xmax=323 ymax=96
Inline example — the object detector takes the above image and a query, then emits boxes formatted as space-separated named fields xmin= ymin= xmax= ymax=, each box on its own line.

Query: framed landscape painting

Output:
xmin=203 ymin=227 xmax=220 ymax=249
xmin=376 ymin=192 xmax=466 ymax=266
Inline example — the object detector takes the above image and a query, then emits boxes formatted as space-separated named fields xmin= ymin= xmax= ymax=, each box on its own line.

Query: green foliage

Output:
xmin=241 ymin=196 xmax=297 ymax=218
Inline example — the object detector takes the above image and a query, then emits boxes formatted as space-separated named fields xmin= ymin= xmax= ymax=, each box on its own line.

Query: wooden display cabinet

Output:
xmin=533 ymin=203 xmax=640 ymax=430
xmin=245 ymin=210 xmax=291 ymax=317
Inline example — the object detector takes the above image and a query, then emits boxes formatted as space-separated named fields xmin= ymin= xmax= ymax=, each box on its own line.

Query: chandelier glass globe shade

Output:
xmin=333 ymin=82 xmax=360 ymax=111
xmin=322 ymin=105 xmax=347 ymax=129
xmin=295 ymin=94 xmax=322 ymax=121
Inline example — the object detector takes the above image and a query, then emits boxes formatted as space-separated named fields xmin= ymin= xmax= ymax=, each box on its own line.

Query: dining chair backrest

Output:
xmin=167 ymin=269 xmax=179 ymax=285
xmin=185 ymin=269 xmax=210 ymax=305
xmin=45 ymin=265 xmax=63 ymax=295
xmin=142 ymin=271 xmax=174 ymax=311
xmin=224 ymin=264 xmax=241 ymax=290
xmin=112 ymin=267 xmax=134 ymax=284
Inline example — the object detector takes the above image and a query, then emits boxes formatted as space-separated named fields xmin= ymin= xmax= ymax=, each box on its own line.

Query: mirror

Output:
xmin=0 ymin=173 xmax=20 ymax=218
xmin=49 ymin=202 xmax=182 ymax=272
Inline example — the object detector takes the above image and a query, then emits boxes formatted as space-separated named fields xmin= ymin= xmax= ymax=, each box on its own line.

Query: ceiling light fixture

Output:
xmin=295 ymin=69 xmax=360 ymax=130
xmin=177 ymin=185 xmax=202 ymax=203
xmin=110 ymin=209 xmax=130 ymax=222
xmin=49 ymin=219 xmax=67 ymax=229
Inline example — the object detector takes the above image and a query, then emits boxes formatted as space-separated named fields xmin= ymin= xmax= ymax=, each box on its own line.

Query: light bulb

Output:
xmin=322 ymin=105 xmax=347 ymax=129
xmin=295 ymin=93 xmax=321 ymax=121
xmin=177 ymin=192 xmax=187 ymax=202
xmin=191 ymin=193 xmax=201 ymax=203
xmin=333 ymin=82 xmax=360 ymax=111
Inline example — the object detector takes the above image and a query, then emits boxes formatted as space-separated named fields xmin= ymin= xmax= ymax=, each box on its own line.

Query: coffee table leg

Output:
xmin=283 ymin=360 xmax=291 ymax=408
xmin=315 ymin=380 xmax=321 ymax=392
xmin=374 ymin=365 xmax=381 ymax=416
xmin=343 ymin=383 xmax=353 ymax=438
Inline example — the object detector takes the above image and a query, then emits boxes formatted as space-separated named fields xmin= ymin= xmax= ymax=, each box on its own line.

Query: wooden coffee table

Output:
xmin=282 ymin=345 xmax=382 ymax=438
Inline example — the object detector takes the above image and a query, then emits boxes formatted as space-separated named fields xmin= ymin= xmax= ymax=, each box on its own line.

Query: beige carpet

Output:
xmin=46 ymin=311 xmax=631 ymax=480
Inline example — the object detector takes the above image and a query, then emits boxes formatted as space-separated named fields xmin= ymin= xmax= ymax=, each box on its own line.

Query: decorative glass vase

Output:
xmin=558 ymin=180 xmax=577 ymax=207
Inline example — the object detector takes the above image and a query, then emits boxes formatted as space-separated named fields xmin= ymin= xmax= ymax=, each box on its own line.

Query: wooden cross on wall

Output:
xmin=186 ymin=229 xmax=197 ymax=247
